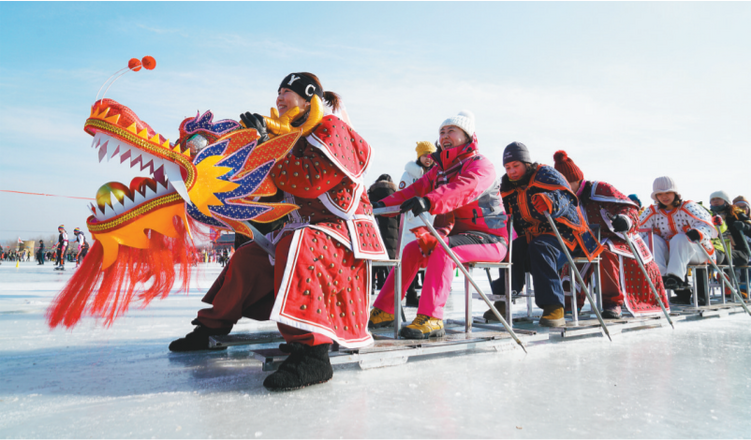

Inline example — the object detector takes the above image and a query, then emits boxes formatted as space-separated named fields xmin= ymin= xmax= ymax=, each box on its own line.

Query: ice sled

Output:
xmin=208 ymin=207 xmax=749 ymax=372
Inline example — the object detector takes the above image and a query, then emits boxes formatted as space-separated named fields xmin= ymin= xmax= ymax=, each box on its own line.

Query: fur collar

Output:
xmin=369 ymin=180 xmax=397 ymax=192
xmin=403 ymin=160 xmax=424 ymax=180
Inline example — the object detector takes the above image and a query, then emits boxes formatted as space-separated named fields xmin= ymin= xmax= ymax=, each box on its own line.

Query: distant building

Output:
xmin=20 ymin=240 xmax=36 ymax=253
xmin=213 ymin=233 xmax=235 ymax=251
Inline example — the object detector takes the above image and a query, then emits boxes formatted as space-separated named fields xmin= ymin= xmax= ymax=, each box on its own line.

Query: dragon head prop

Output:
xmin=47 ymin=63 xmax=323 ymax=328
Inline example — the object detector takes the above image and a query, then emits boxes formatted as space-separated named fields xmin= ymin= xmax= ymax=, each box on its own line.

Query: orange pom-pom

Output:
xmin=142 ymin=56 xmax=156 ymax=70
xmin=553 ymin=150 xmax=568 ymax=163
xmin=128 ymin=58 xmax=142 ymax=72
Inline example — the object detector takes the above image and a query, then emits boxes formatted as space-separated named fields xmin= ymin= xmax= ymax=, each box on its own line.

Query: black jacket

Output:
xmin=368 ymin=180 xmax=399 ymax=259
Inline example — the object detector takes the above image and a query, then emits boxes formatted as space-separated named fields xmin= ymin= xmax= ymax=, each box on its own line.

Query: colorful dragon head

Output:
xmin=85 ymin=98 xmax=303 ymax=268
xmin=47 ymin=97 xmax=304 ymax=328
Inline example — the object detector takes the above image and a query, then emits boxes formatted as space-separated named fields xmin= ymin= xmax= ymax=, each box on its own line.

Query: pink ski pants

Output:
xmin=373 ymin=238 xmax=507 ymax=319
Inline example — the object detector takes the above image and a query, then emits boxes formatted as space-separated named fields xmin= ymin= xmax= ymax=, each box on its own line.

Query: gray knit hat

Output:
xmin=503 ymin=142 xmax=532 ymax=165
xmin=709 ymin=190 xmax=732 ymax=205
xmin=651 ymin=176 xmax=681 ymax=202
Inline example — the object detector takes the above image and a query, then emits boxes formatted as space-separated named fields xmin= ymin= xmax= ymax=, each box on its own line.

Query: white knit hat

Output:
xmin=651 ymin=176 xmax=681 ymax=202
xmin=709 ymin=190 xmax=732 ymax=205
xmin=439 ymin=110 xmax=475 ymax=139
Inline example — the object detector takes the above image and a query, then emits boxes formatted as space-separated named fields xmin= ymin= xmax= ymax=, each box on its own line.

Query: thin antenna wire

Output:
xmin=95 ymin=67 xmax=130 ymax=102
xmin=101 ymin=69 xmax=135 ymax=103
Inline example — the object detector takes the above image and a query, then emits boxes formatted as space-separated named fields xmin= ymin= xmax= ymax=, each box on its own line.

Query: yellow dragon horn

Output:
xmin=263 ymin=94 xmax=324 ymax=138
xmin=264 ymin=107 xmax=300 ymax=136
xmin=298 ymin=95 xmax=324 ymax=137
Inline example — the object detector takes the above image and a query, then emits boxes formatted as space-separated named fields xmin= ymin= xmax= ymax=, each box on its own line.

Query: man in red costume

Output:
xmin=553 ymin=151 xmax=668 ymax=318
xmin=169 ymin=73 xmax=388 ymax=391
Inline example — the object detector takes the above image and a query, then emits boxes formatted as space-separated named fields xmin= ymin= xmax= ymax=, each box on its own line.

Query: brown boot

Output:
xmin=482 ymin=301 xmax=507 ymax=322
xmin=539 ymin=305 xmax=565 ymax=327
xmin=399 ymin=314 xmax=445 ymax=339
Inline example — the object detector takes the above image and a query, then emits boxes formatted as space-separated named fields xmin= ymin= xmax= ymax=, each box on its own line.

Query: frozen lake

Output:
xmin=1 ymin=261 xmax=750 ymax=438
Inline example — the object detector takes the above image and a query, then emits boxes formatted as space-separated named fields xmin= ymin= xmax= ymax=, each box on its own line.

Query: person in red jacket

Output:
xmin=169 ymin=72 xmax=388 ymax=391
xmin=553 ymin=151 xmax=668 ymax=318
xmin=369 ymin=110 xmax=509 ymax=339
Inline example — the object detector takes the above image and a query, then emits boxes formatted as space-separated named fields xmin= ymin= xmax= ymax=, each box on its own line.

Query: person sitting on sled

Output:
xmin=485 ymin=142 xmax=603 ymax=327
xmin=733 ymin=196 xmax=751 ymax=262
xmin=638 ymin=177 xmax=716 ymax=304
xmin=368 ymin=110 xmax=509 ymax=339
xmin=552 ymin=150 xmax=668 ymax=319
xmin=708 ymin=190 xmax=750 ymax=297
xmin=169 ymin=72 xmax=388 ymax=391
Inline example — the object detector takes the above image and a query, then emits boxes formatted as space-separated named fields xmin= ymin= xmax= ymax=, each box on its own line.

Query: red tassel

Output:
xmin=46 ymin=217 xmax=196 ymax=328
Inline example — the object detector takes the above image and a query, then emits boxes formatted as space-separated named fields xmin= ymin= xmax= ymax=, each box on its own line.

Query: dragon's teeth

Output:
xmin=155 ymin=180 xmax=169 ymax=196
xmin=91 ymin=133 xmax=102 ymax=149
xmin=108 ymin=193 xmax=121 ymax=215
xmin=151 ymin=158 xmax=164 ymax=174
xmin=108 ymin=142 xmax=121 ymax=161
xmin=140 ymin=158 xmax=154 ymax=173
xmin=163 ymin=162 xmax=190 ymax=202
xmin=132 ymin=189 xmax=146 ymax=205
xmin=97 ymin=141 xmax=109 ymax=163
xmin=119 ymin=146 xmax=131 ymax=163
xmin=153 ymin=163 xmax=166 ymax=184
xmin=121 ymin=194 xmax=135 ymax=210
xmin=142 ymin=181 xmax=158 ymax=199
xmin=102 ymin=203 xmax=116 ymax=219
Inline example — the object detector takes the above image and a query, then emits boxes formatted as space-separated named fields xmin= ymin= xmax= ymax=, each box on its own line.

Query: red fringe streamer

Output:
xmin=46 ymin=217 xmax=197 ymax=328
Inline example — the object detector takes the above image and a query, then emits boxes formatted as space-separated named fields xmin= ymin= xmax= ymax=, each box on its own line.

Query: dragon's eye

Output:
xmin=187 ymin=134 xmax=208 ymax=154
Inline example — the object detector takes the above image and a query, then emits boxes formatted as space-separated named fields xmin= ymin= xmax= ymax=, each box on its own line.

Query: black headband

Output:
xmin=278 ymin=73 xmax=324 ymax=102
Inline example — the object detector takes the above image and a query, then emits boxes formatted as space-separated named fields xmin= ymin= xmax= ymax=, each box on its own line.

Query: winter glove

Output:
xmin=531 ymin=194 xmax=551 ymax=214
xmin=400 ymin=197 xmax=431 ymax=216
xmin=611 ymin=214 xmax=631 ymax=233
xmin=712 ymin=215 xmax=724 ymax=227
xmin=372 ymin=201 xmax=385 ymax=209
xmin=686 ymin=229 xmax=702 ymax=242
xmin=731 ymin=220 xmax=750 ymax=234
xmin=239 ymin=112 xmax=269 ymax=143
xmin=411 ymin=226 xmax=439 ymax=257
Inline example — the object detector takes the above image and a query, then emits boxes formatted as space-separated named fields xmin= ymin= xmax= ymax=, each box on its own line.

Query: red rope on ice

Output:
xmin=0 ymin=189 xmax=95 ymax=201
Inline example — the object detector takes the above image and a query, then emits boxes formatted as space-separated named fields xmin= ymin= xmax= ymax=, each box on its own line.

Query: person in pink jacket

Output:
xmin=369 ymin=110 xmax=509 ymax=339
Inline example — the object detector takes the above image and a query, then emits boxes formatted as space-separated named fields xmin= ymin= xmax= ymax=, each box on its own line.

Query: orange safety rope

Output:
xmin=0 ymin=189 xmax=95 ymax=201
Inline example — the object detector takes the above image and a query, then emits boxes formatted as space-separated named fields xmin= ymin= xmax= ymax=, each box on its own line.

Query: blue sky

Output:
xmin=1 ymin=2 xmax=749 ymax=244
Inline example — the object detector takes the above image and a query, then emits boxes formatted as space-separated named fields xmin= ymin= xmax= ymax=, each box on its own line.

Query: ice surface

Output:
xmin=1 ymin=262 xmax=750 ymax=438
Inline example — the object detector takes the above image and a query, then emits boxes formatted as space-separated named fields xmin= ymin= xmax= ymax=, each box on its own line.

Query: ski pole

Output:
xmin=712 ymin=219 xmax=742 ymax=298
xmin=622 ymin=233 xmax=674 ymax=328
xmin=418 ymin=212 xmax=528 ymax=353
xmin=691 ymin=237 xmax=751 ymax=316
xmin=242 ymin=221 xmax=276 ymax=256
xmin=543 ymin=212 xmax=612 ymax=341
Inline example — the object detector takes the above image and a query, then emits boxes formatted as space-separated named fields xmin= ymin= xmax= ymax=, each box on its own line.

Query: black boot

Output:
xmin=483 ymin=301 xmax=507 ymax=322
xmin=601 ymin=304 xmax=623 ymax=319
xmin=263 ymin=343 xmax=333 ymax=391
xmin=168 ymin=323 xmax=232 ymax=352
xmin=405 ymin=284 xmax=419 ymax=307
xmin=662 ymin=274 xmax=687 ymax=291
xmin=670 ymin=288 xmax=692 ymax=305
